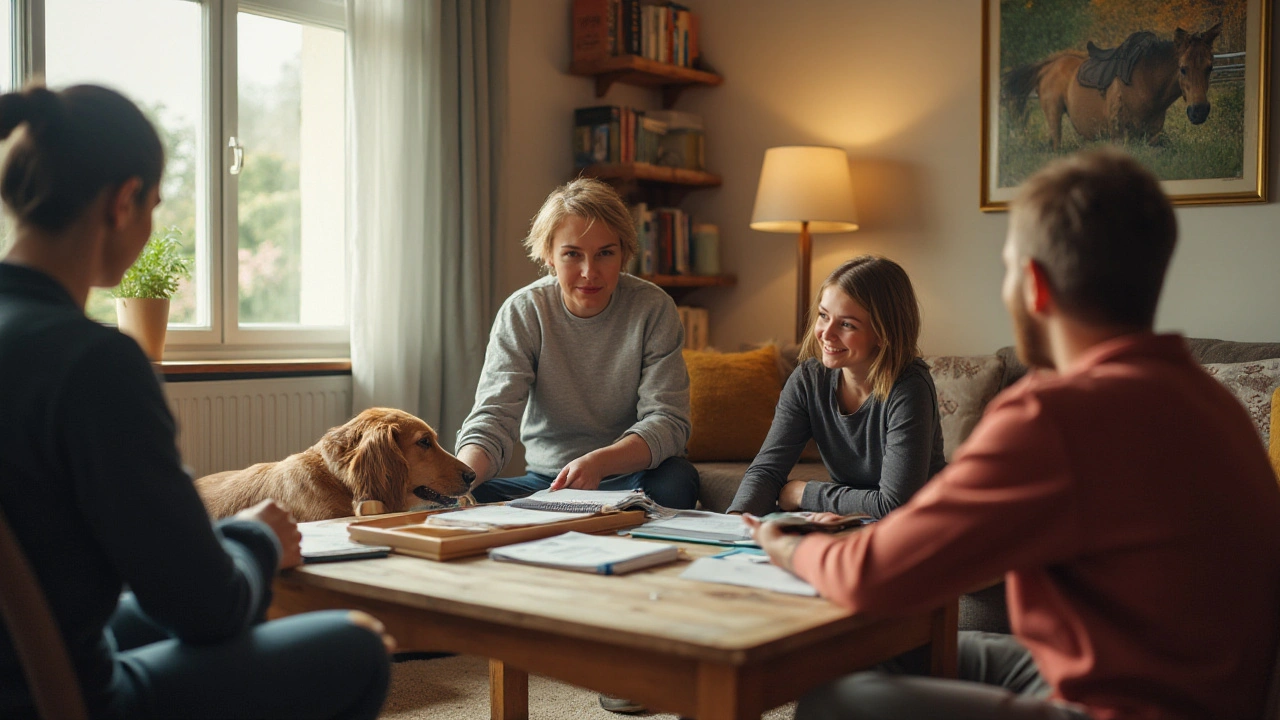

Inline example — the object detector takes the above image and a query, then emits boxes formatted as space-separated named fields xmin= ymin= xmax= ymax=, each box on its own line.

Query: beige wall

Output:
xmin=504 ymin=0 xmax=1280 ymax=356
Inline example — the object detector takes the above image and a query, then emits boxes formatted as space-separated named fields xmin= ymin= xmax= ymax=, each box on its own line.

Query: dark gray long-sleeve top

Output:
xmin=0 ymin=263 xmax=279 ymax=718
xmin=727 ymin=357 xmax=946 ymax=518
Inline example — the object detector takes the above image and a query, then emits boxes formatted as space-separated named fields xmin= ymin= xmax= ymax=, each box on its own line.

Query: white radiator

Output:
xmin=163 ymin=376 xmax=353 ymax=479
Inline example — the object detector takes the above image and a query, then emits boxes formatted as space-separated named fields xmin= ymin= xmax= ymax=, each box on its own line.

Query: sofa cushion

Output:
xmin=1203 ymin=359 xmax=1280 ymax=446
xmin=925 ymin=355 xmax=1006 ymax=461
xmin=684 ymin=345 xmax=783 ymax=463
xmin=695 ymin=461 xmax=831 ymax=514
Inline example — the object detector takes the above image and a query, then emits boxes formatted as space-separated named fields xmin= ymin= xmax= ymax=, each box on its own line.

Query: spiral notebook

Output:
xmin=508 ymin=489 xmax=675 ymax=517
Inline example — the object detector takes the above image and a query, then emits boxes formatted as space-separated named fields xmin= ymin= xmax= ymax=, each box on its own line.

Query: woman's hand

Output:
xmin=235 ymin=499 xmax=303 ymax=571
xmin=741 ymin=514 xmax=803 ymax=573
xmin=779 ymin=480 xmax=808 ymax=511
xmin=550 ymin=453 xmax=609 ymax=490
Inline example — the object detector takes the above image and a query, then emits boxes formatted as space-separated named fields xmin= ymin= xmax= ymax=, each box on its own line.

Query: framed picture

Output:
xmin=981 ymin=0 xmax=1271 ymax=211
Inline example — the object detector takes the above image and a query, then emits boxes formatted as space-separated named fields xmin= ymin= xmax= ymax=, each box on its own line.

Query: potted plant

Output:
xmin=112 ymin=227 xmax=192 ymax=361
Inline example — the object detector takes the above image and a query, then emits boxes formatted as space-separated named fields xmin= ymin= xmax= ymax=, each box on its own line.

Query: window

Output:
xmin=20 ymin=0 xmax=348 ymax=356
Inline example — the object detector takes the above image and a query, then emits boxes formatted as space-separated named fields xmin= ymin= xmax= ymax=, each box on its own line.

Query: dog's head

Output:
xmin=318 ymin=408 xmax=476 ymax=513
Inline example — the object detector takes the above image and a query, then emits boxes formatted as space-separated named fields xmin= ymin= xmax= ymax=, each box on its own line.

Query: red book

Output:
xmin=572 ymin=0 xmax=610 ymax=64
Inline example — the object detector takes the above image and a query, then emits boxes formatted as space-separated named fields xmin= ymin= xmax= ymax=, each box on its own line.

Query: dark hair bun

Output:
xmin=0 ymin=86 xmax=63 ymax=141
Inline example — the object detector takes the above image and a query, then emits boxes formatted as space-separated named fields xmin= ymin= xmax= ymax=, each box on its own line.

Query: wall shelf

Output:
xmin=569 ymin=55 xmax=722 ymax=108
xmin=580 ymin=162 xmax=721 ymax=188
xmin=639 ymin=273 xmax=736 ymax=303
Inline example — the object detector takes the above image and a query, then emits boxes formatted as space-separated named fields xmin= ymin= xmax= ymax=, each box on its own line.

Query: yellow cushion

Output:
xmin=1271 ymin=387 xmax=1280 ymax=481
xmin=685 ymin=345 xmax=783 ymax=462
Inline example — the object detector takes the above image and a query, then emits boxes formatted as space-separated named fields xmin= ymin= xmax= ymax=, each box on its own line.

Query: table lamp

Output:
xmin=749 ymin=146 xmax=859 ymax=342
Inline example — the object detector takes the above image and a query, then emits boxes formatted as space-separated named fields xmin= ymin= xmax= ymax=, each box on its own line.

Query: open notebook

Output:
xmin=488 ymin=531 xmax=680 ymax=575
xmin=508 ymin=488 xmax=675 ymax=517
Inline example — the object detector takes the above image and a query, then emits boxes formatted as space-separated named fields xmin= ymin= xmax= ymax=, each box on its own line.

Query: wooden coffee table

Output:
xmin=272 ymin=542 xmax=957 ymax=720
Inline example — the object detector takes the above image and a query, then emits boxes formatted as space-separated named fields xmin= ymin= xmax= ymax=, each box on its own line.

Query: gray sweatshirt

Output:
xmin=727 ymin=357 xmax=946 ymax=518
xmin=456 ymin=274 xmax=691 ymax=477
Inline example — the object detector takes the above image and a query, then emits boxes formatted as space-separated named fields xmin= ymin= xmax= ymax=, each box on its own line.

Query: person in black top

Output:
xmin=0 ymin=83 xmax=392 ymax=719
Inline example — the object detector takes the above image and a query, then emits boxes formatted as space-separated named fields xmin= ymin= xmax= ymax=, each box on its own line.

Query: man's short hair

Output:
xmin=1009 ymin=148 xmax=1177 ymax=328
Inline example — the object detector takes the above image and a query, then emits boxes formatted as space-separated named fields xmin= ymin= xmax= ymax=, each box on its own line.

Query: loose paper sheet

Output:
xmin=680 ymin=553 xmax=818 ymax=596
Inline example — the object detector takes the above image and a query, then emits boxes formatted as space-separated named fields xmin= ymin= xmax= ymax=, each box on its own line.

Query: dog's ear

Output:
xmin=319 ymin=414 xmax=408 ymax=502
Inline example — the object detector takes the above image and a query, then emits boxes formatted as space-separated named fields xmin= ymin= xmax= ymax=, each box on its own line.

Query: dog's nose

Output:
xmin=463 ymin=470 xmax=477 ymax=487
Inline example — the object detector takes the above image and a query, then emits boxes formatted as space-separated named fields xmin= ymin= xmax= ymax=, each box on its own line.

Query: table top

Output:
xmin=283 ymin=540 xmax=876 ymax=665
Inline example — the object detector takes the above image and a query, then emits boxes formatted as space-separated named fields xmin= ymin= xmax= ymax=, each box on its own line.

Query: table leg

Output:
xmin=696 ymin=663 xmax=763 ymax=720
xmin=929 ymin=599 xmax=960 ymax=679
xmin=489 ymin=659 xmax=528 ymax=720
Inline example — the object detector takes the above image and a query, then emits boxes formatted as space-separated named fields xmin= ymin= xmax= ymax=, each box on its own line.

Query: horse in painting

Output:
xmin=1003 ymin=23 xmax=1221 ymax=150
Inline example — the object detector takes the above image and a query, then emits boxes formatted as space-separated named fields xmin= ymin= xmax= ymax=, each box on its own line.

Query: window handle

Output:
xmin=228 ymin=136 xmax=244 ymax=175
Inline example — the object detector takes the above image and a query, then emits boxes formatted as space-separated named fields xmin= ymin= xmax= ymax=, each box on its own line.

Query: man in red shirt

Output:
xmin=746 ymin=148 xmax=1280 ymax=720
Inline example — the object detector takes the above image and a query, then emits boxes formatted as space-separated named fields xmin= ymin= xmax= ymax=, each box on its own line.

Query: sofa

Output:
xmin=682 ymin=338 xmax=1280 ymax=632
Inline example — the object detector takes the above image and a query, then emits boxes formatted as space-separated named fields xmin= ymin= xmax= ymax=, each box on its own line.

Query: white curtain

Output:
xmin=346 ymin=0 xmax=508 ymax=445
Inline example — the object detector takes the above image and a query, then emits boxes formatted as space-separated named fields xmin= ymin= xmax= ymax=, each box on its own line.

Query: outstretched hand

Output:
xmin=235 ymin=499 xmax=303 ymax=571
xmin=742 ymin=514 xmax=803 ymax=573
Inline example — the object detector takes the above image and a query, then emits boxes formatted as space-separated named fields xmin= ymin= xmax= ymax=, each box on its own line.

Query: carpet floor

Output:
xmin=380 ymin=655 xmax=796 ymax=720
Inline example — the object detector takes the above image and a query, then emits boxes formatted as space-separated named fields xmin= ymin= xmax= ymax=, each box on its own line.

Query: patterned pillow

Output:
xmin=924 ymin=355 xmax=1007 ymax=461
xmin=1203 ymin=359 xmax=1280 ymax=446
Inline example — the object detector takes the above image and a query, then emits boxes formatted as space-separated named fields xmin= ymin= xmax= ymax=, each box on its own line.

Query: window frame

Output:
xmin=15 ymin=0 xmax=350 ymax=360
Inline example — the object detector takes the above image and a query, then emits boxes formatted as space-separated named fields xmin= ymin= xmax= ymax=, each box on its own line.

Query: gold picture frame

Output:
xmin=981 ymin=0 xmax=1271 ymax=211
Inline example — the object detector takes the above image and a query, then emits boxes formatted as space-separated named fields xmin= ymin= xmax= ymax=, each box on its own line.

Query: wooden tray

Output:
xmin=347 ymin=508 xmax=647 ymax=561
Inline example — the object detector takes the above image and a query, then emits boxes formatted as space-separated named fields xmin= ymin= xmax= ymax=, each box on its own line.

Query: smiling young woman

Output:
xmin=726 ymin=255 xmax=947 ymax=520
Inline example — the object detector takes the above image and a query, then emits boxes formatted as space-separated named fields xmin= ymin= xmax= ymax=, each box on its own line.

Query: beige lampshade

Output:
xmin=749 ymin=145 xmax=859 ymax=234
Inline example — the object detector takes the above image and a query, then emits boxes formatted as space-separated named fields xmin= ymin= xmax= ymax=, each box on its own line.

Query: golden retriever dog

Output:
xmin=195 ymin=407 xmax=476 ymax=522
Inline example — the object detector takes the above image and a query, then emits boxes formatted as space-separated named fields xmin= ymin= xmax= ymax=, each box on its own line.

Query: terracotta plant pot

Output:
xmin=115 ymin=297 xmax=170 ymax=362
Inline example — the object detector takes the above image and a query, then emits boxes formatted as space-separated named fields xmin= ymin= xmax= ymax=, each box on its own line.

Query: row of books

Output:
xmin=572 ymin=0 xmax=702 ymax=69
xmin=573 ymin=106 xmax=705 ymax=170
xmin=573 ymin=105 xmax=663 ymax=167
xmin=677 ymin=306 xmax=709 ymax=351
xmin=631 ymin=202 xmax=693 ymax=276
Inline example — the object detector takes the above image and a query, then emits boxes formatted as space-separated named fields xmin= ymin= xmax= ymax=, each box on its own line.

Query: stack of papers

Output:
xmin=424 ymin=504 xmax=593 ymax=530
xmin=630 ymin=510 xmax=756 ymax=546
xmin=509 ymin=489 xmax=675 ymax=518
xmin=488 ymin=531 xmax=681 ymax=575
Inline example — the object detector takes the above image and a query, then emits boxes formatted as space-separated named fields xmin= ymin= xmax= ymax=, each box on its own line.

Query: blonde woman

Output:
xmin=727 ymin=255 xmax=945 ymax=519
xmin=457 ymin=178 xmax=698 ymax=510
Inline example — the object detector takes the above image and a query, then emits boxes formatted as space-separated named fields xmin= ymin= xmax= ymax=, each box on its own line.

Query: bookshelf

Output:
xmin=569 ymin=55 xmax=723 ymax=108
xmin=570 ymin=0 xmax=732 ymax=342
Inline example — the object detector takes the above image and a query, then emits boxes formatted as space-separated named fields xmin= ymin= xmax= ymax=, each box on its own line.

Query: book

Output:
xmin=571 ymin=0 xmax=611 ymax=64
xmin=299 ymin=521 xmax=391 ymax=563
xmin=488 ymin=531 xmax=681 ymax=575
xmin=630 ymin=510 xmax=756 ymax=546
xmin=509 ymin=488 xmax=675 ymax=517
xmin=759 ymin=511 xmax=873 ymax=534
xmin=675 ymin=306 xmax=709 ymax=351
xmin=574 ymin=105 xmax=621 ymax=167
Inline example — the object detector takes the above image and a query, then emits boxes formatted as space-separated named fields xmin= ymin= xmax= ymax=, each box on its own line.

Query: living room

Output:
xmin=4 ymin=1 xmax=1280 ymax=718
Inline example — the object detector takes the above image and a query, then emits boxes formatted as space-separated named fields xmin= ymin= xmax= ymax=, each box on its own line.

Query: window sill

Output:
xmin=158 ymin=358 xmax=352 ymax=383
